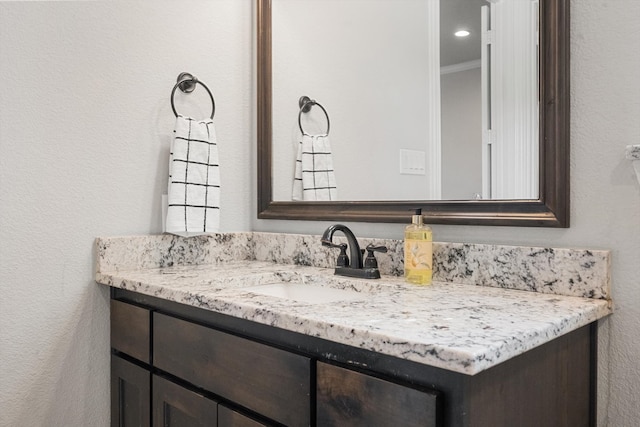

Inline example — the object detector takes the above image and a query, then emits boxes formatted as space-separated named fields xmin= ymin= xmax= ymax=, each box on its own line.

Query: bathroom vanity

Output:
xmin=99 ymin=233 xmax=611 ymax=427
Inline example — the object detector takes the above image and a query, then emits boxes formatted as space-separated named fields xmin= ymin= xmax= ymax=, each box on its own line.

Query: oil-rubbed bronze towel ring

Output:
xmin=171 ymin=72 xmax=216 ymax=119
xmin=298 ymin=95 xmax=330 ymax=136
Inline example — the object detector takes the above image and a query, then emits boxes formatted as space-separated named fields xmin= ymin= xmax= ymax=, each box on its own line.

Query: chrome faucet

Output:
xmin=321 ymin=224 xmax=387 ymax=279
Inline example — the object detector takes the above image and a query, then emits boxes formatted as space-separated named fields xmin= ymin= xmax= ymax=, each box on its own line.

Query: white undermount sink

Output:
xmin=242 ymin=283 xmax=365 ymax=304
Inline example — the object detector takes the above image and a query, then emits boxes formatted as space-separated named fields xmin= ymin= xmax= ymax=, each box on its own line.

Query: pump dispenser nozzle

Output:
xmin=411 ymin=208 xmax=423 ymax=226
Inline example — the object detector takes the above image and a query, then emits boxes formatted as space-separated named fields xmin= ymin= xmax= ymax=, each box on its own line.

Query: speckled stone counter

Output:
xmin=96 ymin=233 xmax=612 ymax=375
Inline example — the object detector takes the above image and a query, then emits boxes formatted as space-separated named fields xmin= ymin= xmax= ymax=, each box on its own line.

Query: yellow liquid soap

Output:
xmin=404 ymin=210 xmax=433 ymax=285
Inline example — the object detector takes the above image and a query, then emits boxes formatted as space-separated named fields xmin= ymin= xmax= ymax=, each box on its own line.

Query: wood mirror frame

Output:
xmin=257 ymin=0 xmax=569 ymax=227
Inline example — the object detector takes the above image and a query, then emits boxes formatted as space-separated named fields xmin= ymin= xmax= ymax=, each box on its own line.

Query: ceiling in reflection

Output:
xmin=440 ymin=0 xmax=485 ymax=66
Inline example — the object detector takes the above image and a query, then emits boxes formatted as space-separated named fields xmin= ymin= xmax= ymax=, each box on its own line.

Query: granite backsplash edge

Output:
xmin=96 ymin=232 xmax=610 ymax=300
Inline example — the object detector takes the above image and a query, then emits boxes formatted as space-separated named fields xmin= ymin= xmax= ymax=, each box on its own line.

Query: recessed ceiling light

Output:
xmin=455 ymin=30 xmax=470 ymax=37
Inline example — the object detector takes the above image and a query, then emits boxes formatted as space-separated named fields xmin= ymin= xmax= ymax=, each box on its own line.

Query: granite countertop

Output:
xmin=97 ymin=234 xmax=612 ymax=375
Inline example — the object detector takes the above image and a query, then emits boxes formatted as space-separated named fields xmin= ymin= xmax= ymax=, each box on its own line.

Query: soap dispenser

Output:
xmin=404 ymin=209 xmax=433 ymax=285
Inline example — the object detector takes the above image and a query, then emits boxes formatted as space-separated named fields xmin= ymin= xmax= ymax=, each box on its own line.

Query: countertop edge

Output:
xmin=97 ymin=264 xmax=611 ymax=376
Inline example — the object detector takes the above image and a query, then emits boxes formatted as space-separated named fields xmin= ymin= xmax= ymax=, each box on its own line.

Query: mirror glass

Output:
xmin=271 ymin=0 xmax=539 ymax=202
xmin=257 ymin=0 xmax=569 ymax=227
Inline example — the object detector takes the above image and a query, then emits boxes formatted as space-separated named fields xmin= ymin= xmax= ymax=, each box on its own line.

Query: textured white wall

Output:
xmin=255 ymin=1 xmax=640 ymax=425
xmin=0 ymin=1 xmax=253 ymax=425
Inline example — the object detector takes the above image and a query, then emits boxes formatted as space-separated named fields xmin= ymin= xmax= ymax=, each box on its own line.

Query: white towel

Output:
xmin=292 ymin=134 xmax=337 ymax=201
xmin=166 ymin=116 xmax=220 ymax=235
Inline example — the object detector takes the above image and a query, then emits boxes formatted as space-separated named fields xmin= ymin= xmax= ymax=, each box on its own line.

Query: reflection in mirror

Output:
xmin=272 ymin=0 xmax=539 ymax=202
xmin=257 ymin=0 xmax=570 ymax=226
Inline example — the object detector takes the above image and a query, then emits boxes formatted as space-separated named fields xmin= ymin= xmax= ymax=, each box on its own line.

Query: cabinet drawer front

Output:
xmin=153 ymin=313 xmax=311 ymax=427
xmin=317 ymin=362 xmax=439 ymax=427
xmin=111 ymin=300 xmax=150 ymax=363
xmin=152 ymin=375 xmax=218 ymax=427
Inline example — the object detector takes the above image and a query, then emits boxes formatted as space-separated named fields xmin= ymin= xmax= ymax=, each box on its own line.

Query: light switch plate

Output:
xmin=399 ymin=149 xmax=426 ymax=175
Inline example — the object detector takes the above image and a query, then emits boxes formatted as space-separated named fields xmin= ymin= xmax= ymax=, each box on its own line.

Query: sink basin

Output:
xmin=242 ymin=283 xmax=365 ymax=304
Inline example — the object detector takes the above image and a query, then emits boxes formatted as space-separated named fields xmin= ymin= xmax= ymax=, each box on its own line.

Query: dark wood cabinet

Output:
xmin=111 ymin=355 xmax=150 ymax=427
xmin=317 ymin=362 xmax=439 ymax=427
xmin=217 ymin=406 xmax=267 ymax=427
xmin=111 ymin=289 xmax=596 ymax=427
xmin=153 ymin=312 xmax=311 ymax=427
xmin=111 ymin=299 xmax=150 ymax=364
xmin=152 ymin=375 xmax=218 ymax=427
xmin=110 ymin=299 xmax=310 ymax=426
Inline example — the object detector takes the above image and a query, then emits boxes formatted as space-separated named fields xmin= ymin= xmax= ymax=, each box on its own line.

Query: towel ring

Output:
xmin=171 ymin=72 xmax=216 ymax=119
xmin=298 ymin=95 xmax=330 ymax=136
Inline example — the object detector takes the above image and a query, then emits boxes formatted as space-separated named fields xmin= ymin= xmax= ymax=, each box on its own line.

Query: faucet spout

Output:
xmin=321 ymin=224 xmax=363 ymax=269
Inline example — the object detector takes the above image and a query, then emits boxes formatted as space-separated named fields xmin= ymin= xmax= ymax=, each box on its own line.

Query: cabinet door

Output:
xmin=152 ymin=375 xmax=218 ymax=427
xmin=317 ymin=362 xmax=439 ymax=427
xmin=111 ymin=355 xmax=150 ymax=427
xmin=218 ymin=405 xmax=267 ymax=427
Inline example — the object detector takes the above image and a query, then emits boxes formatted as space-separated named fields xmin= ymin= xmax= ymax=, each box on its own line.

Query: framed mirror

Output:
xmin=257 ymin=0 xmax=569 ymax=227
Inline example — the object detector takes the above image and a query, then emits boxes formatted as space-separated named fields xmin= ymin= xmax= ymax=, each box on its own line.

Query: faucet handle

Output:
xmin=364 ymin=244 xmax=387 ymax=269
xmin=322 ymin=240 xmax=349 ymax=267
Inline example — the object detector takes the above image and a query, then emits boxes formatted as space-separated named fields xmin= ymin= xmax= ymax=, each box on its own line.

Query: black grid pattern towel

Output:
xmin=292 ymin=134 xmax=338 ymax=201
xmin=166 ymin=116 xmax=220 ymax=234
